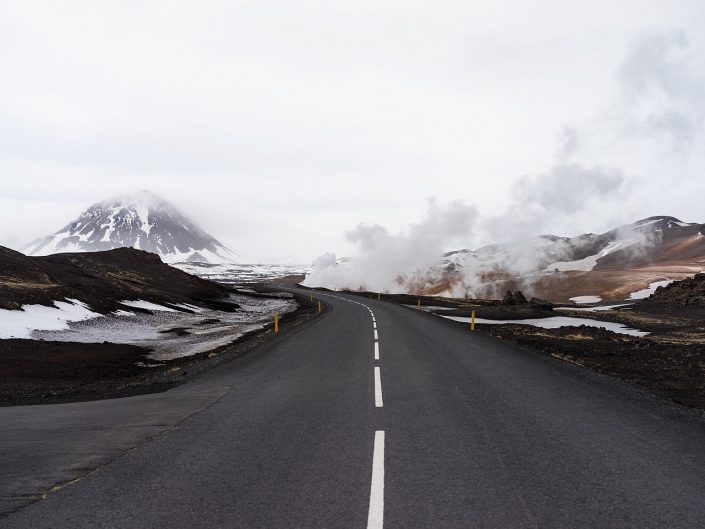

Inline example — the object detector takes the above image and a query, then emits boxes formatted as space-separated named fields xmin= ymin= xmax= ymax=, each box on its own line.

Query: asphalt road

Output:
xmin=2 ymin=289 xmax=705 ymax=528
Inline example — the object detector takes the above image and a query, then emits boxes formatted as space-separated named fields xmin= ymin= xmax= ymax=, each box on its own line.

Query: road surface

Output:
xmin=2 ymin=289 xmax=705 ymax=528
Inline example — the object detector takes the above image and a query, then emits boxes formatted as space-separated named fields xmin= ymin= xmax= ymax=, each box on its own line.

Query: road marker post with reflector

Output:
xmin=417 ymin=299 xmax=421 ymax=309
xmin=318 ymin=301 xmax=321 ymax=313
xmin=377 ymin=293 xmax=381 ymax=301
xmin=471 ymin=310 xmax=475 ymax=332
xmin=274 ymin=311 xmax=279 ymax=333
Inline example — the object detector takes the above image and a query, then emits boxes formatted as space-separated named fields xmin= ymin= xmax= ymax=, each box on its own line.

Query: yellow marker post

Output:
xmin=317 ymin=301 xmax=321 ymax=313
xmin=377 ymin=293 xmax=381 ymax=301
xmin=310 ymin=293 xmax=313 ymax=302
xmin=471 ymin=310 xmax=475 ymax=332
xmin=274 ymin=311 xmax=279 ymax=333
xmin=417 ymin=299 xmax=421 ymax=309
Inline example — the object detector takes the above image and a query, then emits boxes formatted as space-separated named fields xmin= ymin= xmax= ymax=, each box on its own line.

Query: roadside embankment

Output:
xmin=0 ymin=285 xmax=323 ymax=406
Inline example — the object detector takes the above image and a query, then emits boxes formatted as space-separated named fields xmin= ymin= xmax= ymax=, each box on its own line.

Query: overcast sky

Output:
xmin=1 ymin=1 xmax=704 ymax=262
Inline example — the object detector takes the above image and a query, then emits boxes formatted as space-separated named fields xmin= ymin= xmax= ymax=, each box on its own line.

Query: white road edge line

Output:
xmin=374 ymin=329 xmax=378 ymax=340
xmin=373 ymin=321 xmax=377 ymax=329
xmin=374 ymin=341 xmax=379 ymax=360
xmin=374 ymin=367 xmax=383 ymax=407
xmin=367 ymin=430 xmax=385 ymax=529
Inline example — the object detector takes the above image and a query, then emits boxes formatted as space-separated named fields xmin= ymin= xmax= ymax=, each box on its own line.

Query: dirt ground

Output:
xmin=482 ymin=324 xmax=705 ymax=409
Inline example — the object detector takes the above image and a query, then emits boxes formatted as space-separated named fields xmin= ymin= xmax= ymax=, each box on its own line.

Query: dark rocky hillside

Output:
xmin=0 ymin=246 xmax=236 ymax=312
xmin=637 ymin=273 xmax=705 ymax=315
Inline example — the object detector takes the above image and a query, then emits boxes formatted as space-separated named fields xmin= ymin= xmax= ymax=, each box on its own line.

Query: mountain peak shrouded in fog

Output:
xmin=24 ymin=191 xmax=242 ymax=264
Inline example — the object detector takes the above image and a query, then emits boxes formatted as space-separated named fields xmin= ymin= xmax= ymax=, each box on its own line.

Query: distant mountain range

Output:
xmin=23 ymin=191 xmax=241 ymax=264
xmin=428 ymin=216 xmax=705 ymax=301
xmin=305 ymin=216 xmax=705 ymax=302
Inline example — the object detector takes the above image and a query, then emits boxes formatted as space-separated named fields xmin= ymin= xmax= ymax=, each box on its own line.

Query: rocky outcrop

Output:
xmin=638 ymin=273 xmax=705 ymax=310
xmin=502 ymin=290 xmax=528 ymax=305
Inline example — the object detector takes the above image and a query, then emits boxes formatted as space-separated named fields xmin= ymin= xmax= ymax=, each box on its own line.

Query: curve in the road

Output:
xmin=2 ymin=289 xmax=705 ymax=528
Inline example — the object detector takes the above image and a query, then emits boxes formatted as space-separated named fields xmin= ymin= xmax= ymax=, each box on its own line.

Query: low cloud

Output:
xmin=303 ymin=200 xmax=478 ymax=292
xmin=617 ymin=30 xmax=704 ymax=148
xmin=485 ymin=162 xmax=631 ymax=244
xmin=513 ymin=163 xmax=626 ymax=215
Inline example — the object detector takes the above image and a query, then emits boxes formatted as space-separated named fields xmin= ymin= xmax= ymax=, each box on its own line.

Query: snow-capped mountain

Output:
xmin=24 ymin=191 xmax=242 ymax=264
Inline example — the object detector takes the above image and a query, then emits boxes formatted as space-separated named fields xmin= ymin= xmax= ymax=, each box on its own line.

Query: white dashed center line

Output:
xmin=308 ymin=292 xmax=386 ymax=527
xmin=366 ymin=430 xmax=385 ymax=529
xmin=374 ymin=366 xmax=383 ymax=407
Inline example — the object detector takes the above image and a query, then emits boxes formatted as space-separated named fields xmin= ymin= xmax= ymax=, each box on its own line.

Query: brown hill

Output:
xmin=596 ymin=223 xmax=705 ymax=270
xmin=433 ymin=217 xmax=705 ymax=302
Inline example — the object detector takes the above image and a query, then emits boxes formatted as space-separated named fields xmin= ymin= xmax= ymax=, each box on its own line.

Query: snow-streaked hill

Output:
xmin=305 ymin=216 xmax=705 ymax=302
xmin=24 ymin=191 xmax=242 ymax=264
xmin=443 ymin=216 xmax=701 ymax=276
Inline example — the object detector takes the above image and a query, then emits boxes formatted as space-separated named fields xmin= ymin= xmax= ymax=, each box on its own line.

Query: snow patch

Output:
xmin=556 ymin=303 xmax=633 ymax=313
xmin=100 ymin=207 xmax=119 ymax=242
xmin=545 ymin=239 xmax=637 ymax=272
xmin=627 ymin=280 xmax=675 ymax=300
xmin=443 ymin=315 xmax=648 ymax=337
xmin=172 ymin=303 xmax=205 ymax=312
xmin=570 ymin=296 xmax=602 ymax=304
xmin=134 ymin=202 xmax=152 ymax=236
xmin=112 ymin=310 xmax=136 ymax=316
xmin=78 ymin=229 xmax=94 ymax=242
xmin=119 ymin=300 xmax=179 ymax=312
xmin=0 ymin=299 xmax=101 ymax=339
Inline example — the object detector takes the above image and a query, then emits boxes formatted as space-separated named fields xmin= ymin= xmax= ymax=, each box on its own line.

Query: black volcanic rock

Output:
xmin=502 ymin=290 xmax=528 ymax=305
xmin=0 ymin=246 xmax=237 ymax=312
xmin=529 ymin=297 xmax=554 ymax=310
xmin=638 ymin=273 xmax=705 ymax=310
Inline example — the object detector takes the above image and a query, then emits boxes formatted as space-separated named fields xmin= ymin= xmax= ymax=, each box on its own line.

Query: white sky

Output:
xmin=0 ymin=1 xmax=703 ymax=262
